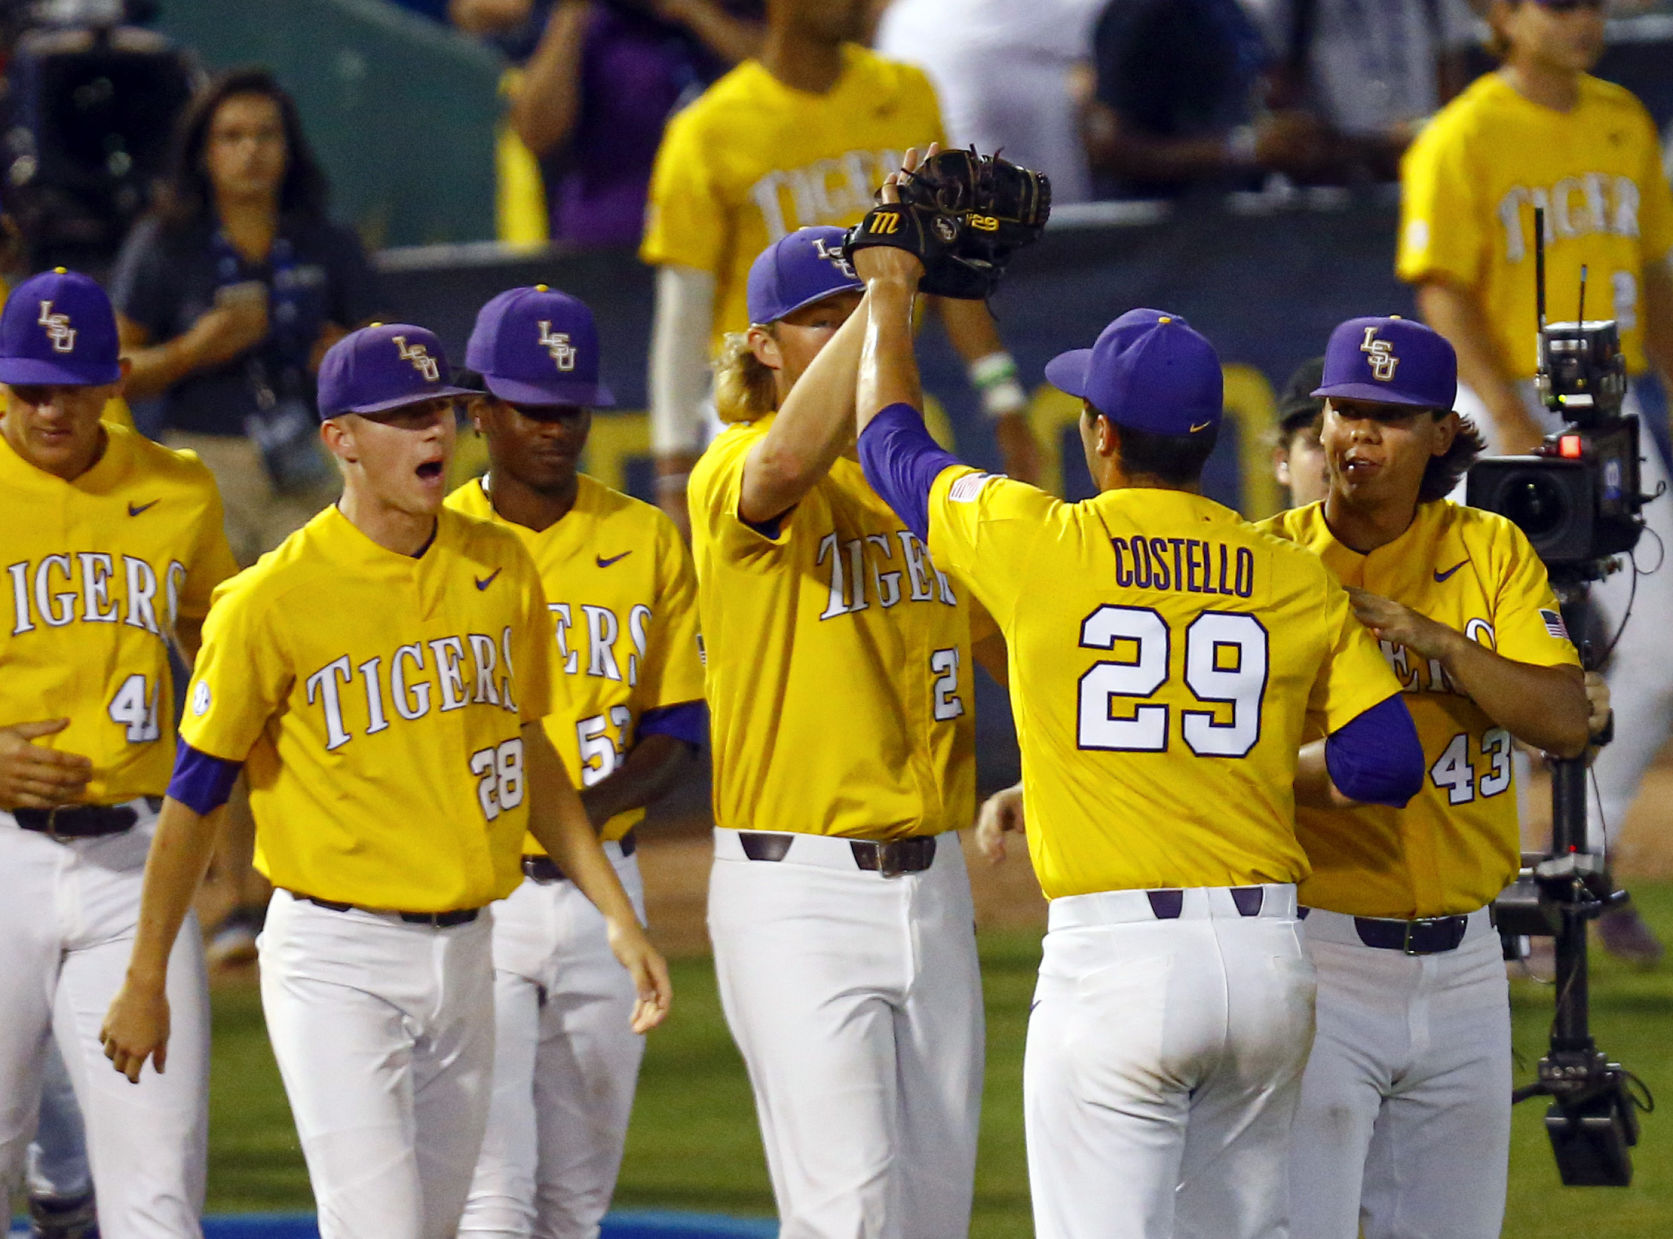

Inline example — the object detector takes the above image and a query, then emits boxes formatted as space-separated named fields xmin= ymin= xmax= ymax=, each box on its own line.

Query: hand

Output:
xmin=974 ymin=781 xmax=1025 ymax=865
xmin=1584 ymin=670 xmax=1611 ymax=737
xmin=182 ymin=291 xmax=269 ymax=371
xmin=606 ymin=919 xmax=672 ymax=1033
xmin=101 ymin=979 xmax=170 ymax=1083
xmin=850 ymin=145 xmax=937 ymax=286
xmin=1347 ymin=588 xmax=1458 ymax=662
xmin=0 ymin=719 xmax=92 ymax=810
xmin=993 ymin=412 xmax=1041 ymax=486
xmin=1253 ymin=109 xmax=1329 ymax=176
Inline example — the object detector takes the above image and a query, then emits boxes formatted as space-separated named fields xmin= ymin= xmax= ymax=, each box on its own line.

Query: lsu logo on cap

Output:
xmin=37 ymin=301 xmax=76 ymax=353
xmin=810 ymin=235 xmax=856 ymax=279
xmin=1360 ymin=326 xmax=1400 ymax=382
xmin=537 ymin=321 xmax=577 ymax=372
xmin=393 ymin=335 xmax=439 ymax=382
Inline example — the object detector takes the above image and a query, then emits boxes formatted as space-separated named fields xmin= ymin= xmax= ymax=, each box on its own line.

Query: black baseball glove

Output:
xmin=843 ymin=149 xmax=1052 ymax=300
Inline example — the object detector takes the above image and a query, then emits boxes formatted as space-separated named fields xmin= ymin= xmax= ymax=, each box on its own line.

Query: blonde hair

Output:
xmin=713 ymin=328 xmax=779 ymax=424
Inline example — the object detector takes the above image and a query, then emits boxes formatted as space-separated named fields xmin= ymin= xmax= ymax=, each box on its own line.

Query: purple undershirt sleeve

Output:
xmin=637 ymin=701 xmax=707 ymax=752
xmin=167 ymin=739 xmax=243 ymax=815
xmin=857 ymin=403 xmax=965 ymax=543
xmin=1324 ymin=694 xmax=1425 ymax=808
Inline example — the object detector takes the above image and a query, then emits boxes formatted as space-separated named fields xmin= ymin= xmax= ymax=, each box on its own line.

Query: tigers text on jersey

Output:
xmin=2 ymin=422 xmax=236 ymax=802
xmin=446 ymin=474 xmax=704 ymax=849
xmin=690 ymin=416 xmax=975 ymax=840
xmin=927 ymin=472 xmax=1401 ymax=900
xmin=181 ymin=505 xmax=555 ymax=911
xmin=1398 ymin=72 xmax=1673 ymax=378
xmin=1258 ymin=500 xmax=1580 ymax=918
xmin=640 ymin=44 xmax=946 ymax=349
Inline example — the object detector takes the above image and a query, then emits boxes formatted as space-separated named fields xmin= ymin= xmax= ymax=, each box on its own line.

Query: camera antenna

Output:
xmin=1578 ymin=264 xmax=1589 ymax=327
xmin=1534 ymin=206 xmax=1547 ymax=332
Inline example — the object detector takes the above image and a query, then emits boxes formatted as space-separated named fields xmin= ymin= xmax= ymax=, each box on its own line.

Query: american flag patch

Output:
xmin=948 ymin=472 xmax=998 ymax=503
xmin=1540 ymin=608 xmax=1569 ymax=640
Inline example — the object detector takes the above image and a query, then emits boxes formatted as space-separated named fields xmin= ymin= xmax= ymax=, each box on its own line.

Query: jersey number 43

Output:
xmin=1077 ymin=605 xmax=1267 ymax=758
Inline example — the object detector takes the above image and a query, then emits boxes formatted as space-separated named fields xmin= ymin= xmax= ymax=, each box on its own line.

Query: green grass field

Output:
xmin=205 ymin=885 xmax=1673 ymax=1236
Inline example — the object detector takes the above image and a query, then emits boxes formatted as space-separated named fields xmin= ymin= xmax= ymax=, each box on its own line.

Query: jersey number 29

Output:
xmin=1077 ymin=605 xmax=1267 ymax=757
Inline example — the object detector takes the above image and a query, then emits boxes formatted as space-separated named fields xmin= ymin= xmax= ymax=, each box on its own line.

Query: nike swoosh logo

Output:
xmin=127 ymin=500 xmax=159 ymax=516
xmin=1433 ymin=560 xmax=1468 ymax=583
xmin=1189 ymin=421 xmax=1212 ymax=433
xmin=596 ymin=551 xmax=632 ymax=568
xmin=475 ymin=568 xmax=502 ymax=590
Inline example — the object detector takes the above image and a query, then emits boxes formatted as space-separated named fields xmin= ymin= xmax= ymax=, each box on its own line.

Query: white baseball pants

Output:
xmin=29 ymin=1037 xmax=93 ymax=1201
xmin=459 ymin=843 xmax=648 ymax=1239
xmin=1455 ymin=380 xmax=1673 ymax=853
xmin=258 ymin=887 xmax=496 ymax=1239
xmin=707 ymin=828 xmax=984 ymax=1239
xmin=0 ymin=806 xmax=209 ymax=1239
xmin=1287 ymin=908 xmax=1509 ymax=1239
xmin=1024 ymin=884 xmax=1315 ymax=1239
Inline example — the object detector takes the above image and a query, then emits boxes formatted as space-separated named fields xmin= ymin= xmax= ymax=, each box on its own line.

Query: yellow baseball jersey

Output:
xmin=1259 ymin=499 xmax=1581 ymax=918
xmin=447 ymin=474 xmax=704 ymax=849
xmin=690 ymin=415 xmax=975 ymax=839
xmin=640 ymin=44 xmax=945 ymax=348
xmin=1398 ymin=72 xmax=1673 ymax=378
xmin=927 ymin=472 xmax=1402 ymax=900
xmin=1 ymin=422 xmax=235 ymax=803
xmin=181 ymin=505 xmax=556 ymax=911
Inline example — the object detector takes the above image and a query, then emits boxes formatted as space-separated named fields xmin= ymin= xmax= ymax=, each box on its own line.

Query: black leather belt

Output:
xmin=737 ymin=830 xmax=937 ymax=877
xmin=523 ymin=830 xmax=637 ymax=883
xmin=289 ymin=891 xmax=481 ymax=928
xmin=1353 ymin=914 xmax=1470 ymax=955
xmin=1145 ymin=887 xmax=1265 ymax=919
xmin=14 ymin=804 xmax=138 ymax=838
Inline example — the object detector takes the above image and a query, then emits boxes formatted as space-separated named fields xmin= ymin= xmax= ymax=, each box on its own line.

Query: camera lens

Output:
xmin=1501 ymin=473 xmax=1571 ymax=541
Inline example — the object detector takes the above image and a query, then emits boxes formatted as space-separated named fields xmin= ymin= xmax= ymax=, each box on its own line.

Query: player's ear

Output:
xmin=1273 ymin=444 xmax=1292 ymax=488
xmin=1430 ymin=409 xmax=1460 ymax=458
xmin=748 ymin=324 xmax=782 ymax=372
xmin=319 ymin=416 xmax=355 ymax=464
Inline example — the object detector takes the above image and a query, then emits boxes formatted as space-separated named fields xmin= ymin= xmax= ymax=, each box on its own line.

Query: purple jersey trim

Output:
xmin=638 ymin=701 xmax=707 ymax=750
xmin=1324 ymin=694 xmax=1424 ymax=808
xmin=858 ymin=403 xmax=963 ymax=543
xmin=167 ymin=740 xmax=242 ymax=815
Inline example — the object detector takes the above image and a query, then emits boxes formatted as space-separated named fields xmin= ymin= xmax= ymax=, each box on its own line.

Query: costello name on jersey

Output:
xmin=1110 ymin=535 xmax=1257 ymax=599
xmin=301 ymin=627 xmax=524 ymax=751
xmin=816 ymin=528 xmax=958 ymax=619
xmin=8 ymin=552 xmax=191 ymax=639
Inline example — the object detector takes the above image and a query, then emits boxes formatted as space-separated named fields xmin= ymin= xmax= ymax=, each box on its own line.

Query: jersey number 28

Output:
xmin=470 ymin=738 xmax=526 ymax=822
xmin=1077 ymin=605 xmax=1267 ymax=757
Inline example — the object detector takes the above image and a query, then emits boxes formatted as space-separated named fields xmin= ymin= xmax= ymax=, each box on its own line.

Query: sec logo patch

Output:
xmin=192 ymin=681 xmax=212 ymax=716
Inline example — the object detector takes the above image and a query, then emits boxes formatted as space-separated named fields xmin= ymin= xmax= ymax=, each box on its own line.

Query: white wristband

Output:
xmin=968 ymin=351 xmax=1027 ymax=419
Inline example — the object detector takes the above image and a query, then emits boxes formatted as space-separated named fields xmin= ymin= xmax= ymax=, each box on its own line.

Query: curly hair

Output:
xmin=1420 ymin=413 xmax=1487 ymax=503
xmin=713 ymin=328 xmax=778 ymax=424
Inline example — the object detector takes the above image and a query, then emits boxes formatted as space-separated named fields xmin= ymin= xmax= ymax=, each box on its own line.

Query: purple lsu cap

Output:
xmin=317 ymin=323 xmax=474 ymax=420
xmin=747 ymin=226 xmax=864 ymax=325
xmin=0 ymin=268 xmax=121 ymax=386
xmin=465 ymin=285 xmax=614 ymax=408
xmin=1045 ymin=308 xmax=1223 ymax=436
xmin=1313 ymin=316 xmax=1457 ymax=410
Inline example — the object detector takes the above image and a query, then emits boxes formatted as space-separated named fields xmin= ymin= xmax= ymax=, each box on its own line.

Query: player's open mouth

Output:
xmin=416 ymin=461 xmax=444 ymax=480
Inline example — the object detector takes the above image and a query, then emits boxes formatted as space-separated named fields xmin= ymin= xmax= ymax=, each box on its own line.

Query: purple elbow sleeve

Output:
xmin=167 ymin=740 xmax=242 ymax=815
xmin=858 ymin=403 xmax=963 ymax=542
xmin=1325 ymin=695 xmax=1425 ymax=808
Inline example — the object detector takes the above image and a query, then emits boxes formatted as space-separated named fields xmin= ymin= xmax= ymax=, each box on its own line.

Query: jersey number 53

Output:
xmin=1077 ymin=604 xmax=1267 ymax=758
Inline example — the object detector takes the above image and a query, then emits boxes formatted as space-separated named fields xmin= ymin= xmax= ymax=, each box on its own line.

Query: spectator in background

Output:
xmin=1245 ymin=0 xmax=1475 ymax=182
xmin=875 ymin=0 xmax=1105 ymax=204
xmin=1082 ymin=0 xmax=1328 ymax=198
xmin=504 ymin=0 xmax=764 ymax=248
xmin=107 ymin=66 xmax=382 ymax=969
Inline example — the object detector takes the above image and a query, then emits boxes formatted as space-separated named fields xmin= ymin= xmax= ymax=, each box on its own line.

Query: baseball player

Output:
xmin=639 ymin=0 xmax=1038 ymax=535
xmin=1 ymin=269 xmax=236 ymax=1238
xmin=1257 ymin=316 xmax=1589 ymax=1239
xmin=1399 ymin=0 xmax=1673 ymax=959
xmin=846 ymin=176 xmax=1428 ymax=1236
xmin=1272 ymin=356 xmax=1329 ymax=509
xmin=448 ymin=286 xmax=705 ymax=1239
xmin=98 ymin=323 xmax=671 ymax=1239
xmin=690 ymin=222 xmax=991 ymax=1238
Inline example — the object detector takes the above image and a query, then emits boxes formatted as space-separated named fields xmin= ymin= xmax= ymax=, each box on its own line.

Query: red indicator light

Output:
xmin=1558 ymin=435 xmax=1584 ymax=459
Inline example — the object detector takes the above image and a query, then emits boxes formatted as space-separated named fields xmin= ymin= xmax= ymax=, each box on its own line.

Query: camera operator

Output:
xmin=1258 ymin=316 xmax=1589 ymax=1239
xmin=108 ymin=67 xmax=381 ymax=565
xmin=1398 ymin=0 xmax=1673 ymax=960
